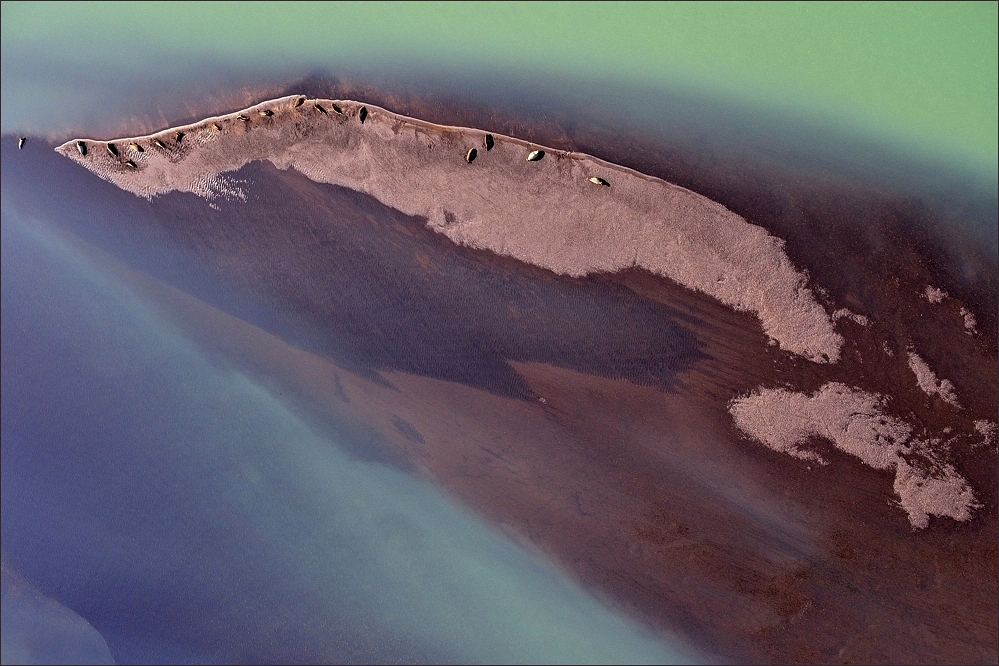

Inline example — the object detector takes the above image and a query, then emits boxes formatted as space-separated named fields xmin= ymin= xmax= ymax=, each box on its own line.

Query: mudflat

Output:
xmin=3 ymin=85 xmax=996 ymax=663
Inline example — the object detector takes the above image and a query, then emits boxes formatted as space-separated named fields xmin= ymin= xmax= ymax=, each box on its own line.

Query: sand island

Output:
xmin=56 ymin=95 xmax=843 ymax=365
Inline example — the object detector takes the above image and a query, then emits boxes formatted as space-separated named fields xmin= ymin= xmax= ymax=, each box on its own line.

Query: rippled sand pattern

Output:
xmin=56 ymin=96 xmax=843 ymax=363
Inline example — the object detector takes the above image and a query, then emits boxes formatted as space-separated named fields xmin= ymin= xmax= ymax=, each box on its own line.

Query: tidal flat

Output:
xmin=2 ymin=75 xmax=996 ymax=664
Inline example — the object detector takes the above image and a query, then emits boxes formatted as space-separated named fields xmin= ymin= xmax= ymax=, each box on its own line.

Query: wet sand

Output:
xmin=51 ymin=95 xmax=996 ymax=526
xmin=55 ymin=96 xmax=842 ymax=364
xmin=3 ymin=82 xmax=997 ymax=664
xmin=47 ymin=208 xmax=997 ymax=664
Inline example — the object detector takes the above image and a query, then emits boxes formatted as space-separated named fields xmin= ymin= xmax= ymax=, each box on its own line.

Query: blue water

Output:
xmin=1 ymin=211 xmax=694 ymax=663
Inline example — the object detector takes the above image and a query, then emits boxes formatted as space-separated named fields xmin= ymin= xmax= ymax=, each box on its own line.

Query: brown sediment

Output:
xmin=55 ymin=96 xmax=843 ymax=364
xmin=66 ymin=224 xmax=997 ymax=665
xmin=46 ymin=95 xmax=999 ymax=524
xmin=6 ymin=75 xmax=996 ymax=662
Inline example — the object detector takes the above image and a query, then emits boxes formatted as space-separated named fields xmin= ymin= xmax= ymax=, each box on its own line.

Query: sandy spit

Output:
xmin=55 ymin=95 xmax=842 ymax=363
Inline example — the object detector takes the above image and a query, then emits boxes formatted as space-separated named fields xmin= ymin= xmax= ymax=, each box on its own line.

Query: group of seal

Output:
xmin=57 ymin=96 xmax=611 ymax=187
xmin=467 ymin=133 xmax=610 ymax=187
xmin=218 ymin=97 xmax=362 ymax=131
xmin=104 ymin=142 xmax=137 ymax=168
xmin=69 ymin=127 xmax=185 ymax=169
xmin=308 ymin=101 xmax=346 ymax=117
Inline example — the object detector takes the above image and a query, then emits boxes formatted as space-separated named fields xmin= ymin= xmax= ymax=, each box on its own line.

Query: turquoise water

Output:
xmin=2 ymin=1 xmax=996 ymax=177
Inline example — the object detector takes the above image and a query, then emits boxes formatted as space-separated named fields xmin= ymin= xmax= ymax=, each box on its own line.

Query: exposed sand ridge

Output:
xmin=729 ymin=383 xmax=978 ymax=529
xmin=907 ymin=351 xmax=961 ymax=408
xmin=55 ymin=95 xmax=843 ymax=363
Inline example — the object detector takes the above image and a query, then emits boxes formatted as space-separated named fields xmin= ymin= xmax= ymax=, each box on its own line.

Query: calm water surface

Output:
xmin=1 ymin=3 xmax=995 ymax=664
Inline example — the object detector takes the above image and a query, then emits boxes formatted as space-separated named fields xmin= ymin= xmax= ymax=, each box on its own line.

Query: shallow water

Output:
xmin=1 ymin=209 xmax=692 ymax=664
xmin=2 ymin=4 xmax=996 ymax=664
xmin=2 ymin=2 xmax=996 ymax=176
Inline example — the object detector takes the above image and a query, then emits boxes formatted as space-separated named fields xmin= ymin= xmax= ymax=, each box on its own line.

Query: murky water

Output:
xmin=2 ymin=2 xmax=996 ymax=176
xmin=2 ymin=204 xmax=695 ymax=664
xmin=1 ymin=4 xmax=995 ymax=664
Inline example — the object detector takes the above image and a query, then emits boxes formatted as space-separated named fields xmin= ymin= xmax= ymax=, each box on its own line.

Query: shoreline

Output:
xmin=55 ymin=94 xmax=843 ymax=364
xmin=46 ymin=94 xmax=995 ymax=529
xmin=5 ymin=96 xmax=997 ymax=661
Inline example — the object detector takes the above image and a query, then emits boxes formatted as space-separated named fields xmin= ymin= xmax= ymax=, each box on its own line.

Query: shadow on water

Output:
xmin=0 ymin=49 xmax=300 ymax=142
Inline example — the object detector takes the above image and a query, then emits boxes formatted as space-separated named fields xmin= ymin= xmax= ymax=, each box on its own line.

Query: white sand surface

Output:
xmin=907 ymin=351 xmax=961 ymax=408
xmin=729 ymin=382 xmax=976 ymax=529
xmin=56 ymin=96 xmax=843 ymax=363
xmin=923 ymin=285 xmax=947 ymax=303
